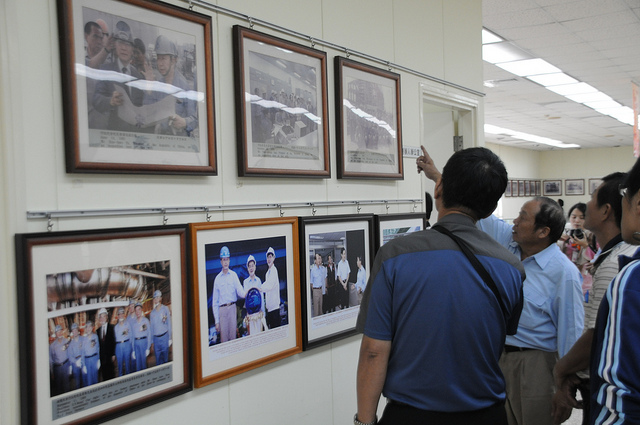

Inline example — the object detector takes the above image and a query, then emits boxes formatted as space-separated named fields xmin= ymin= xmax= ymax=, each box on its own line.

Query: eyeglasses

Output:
xmin=619 ymin=185 xmax=628 ymax=198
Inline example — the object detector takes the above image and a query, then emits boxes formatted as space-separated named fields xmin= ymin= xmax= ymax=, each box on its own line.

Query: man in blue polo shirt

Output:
xmin=355 ymin=146 xmax=525 ymax=425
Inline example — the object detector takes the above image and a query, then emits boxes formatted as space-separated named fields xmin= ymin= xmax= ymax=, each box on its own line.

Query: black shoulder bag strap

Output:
xmin=432 ymin=224 xmax=509 ymax=322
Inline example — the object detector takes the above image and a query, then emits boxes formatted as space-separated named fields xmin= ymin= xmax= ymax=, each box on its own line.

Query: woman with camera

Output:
xmin=558 ymin=202 xmax=596 ymax=300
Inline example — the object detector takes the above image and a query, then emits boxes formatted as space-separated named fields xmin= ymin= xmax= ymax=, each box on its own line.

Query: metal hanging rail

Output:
xmin=26 ymin=199 xmax=422 ymax=220
xmin=185 ymin=0 xmax=485 ymax=98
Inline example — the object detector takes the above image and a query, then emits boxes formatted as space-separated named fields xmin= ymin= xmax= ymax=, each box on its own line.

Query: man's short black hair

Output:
xmin=440 ymin=147 xmax=508 ymax=219
xmin=623 ymin=158 xmax=640 ymax=203
xmin=596 ymin=172 xmax=627 ymax=228
xmin=84 ymin=21 xmax=101 ymax=35
xmin=533 ymin=197 xmax=565 ymax=243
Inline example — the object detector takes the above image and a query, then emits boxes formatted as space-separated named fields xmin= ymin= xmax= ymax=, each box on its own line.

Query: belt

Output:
xmin=313 ymin=287 xmax=323 ymax=290
xmin=53 ymin=360 xmax=69 ymax=367
xmin=135 ymin=336 xmax=147 ymax=340
xmin=85 ymin=353 xmax=97 ymax=358
xmin=116 ymin=339 xmax=130 ymax=344
xmin=154 ymin=331 xmax=167 ymax=338
xmin=74 ymin=355 xmax=81 ymax=359
xmin=504 ymin=345 xmax=533 ymax=353
xmin=221 ymin=302 xmax=235 ymax=307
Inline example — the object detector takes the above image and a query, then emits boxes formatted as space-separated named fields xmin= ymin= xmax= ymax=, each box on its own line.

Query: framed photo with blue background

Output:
xmin=190 ymin=217 xmax=302 ymax=387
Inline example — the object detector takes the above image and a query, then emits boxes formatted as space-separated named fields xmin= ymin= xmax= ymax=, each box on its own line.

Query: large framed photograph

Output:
xmin=565 ymin=179 xmax=585 ymax=196
xmin=233 ymin=25 xmax=330 ymax=177
xmin=299 ymin=214 xmax=374 ymax=350
xmin=58 ymin=0 xmax=216 ymax=174
xmin=589 ymin=178 xmax=603 ymax=195
xmin=190 ymin=217 xmax=302 ymax=387
xmin=543 ymin=179 xmax=562 ymax=196
xmin=375 ymin=213 xmax=427 ymax=250
xmin=335 ymin=57 xmax=403 ymax=179
xmin=15 ymin=225 xmax=190 ymax=425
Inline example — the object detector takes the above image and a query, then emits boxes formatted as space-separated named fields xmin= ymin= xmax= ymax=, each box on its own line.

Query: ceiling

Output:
xmin=482 ymin=0 xmax=640 ymax=150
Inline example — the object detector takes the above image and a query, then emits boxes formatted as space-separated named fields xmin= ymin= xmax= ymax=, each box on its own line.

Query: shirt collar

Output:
xmin=619 ymin=246 xmax=640 ymax=269
xmin=525 ymin=242 xmax=561 ymax=268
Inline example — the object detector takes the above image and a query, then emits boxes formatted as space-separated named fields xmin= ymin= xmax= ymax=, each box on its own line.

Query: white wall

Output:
xmin=487 ymin=143 xmax=637 ymax=220
xmin=0 ymin=0 xmax=483 ymax=424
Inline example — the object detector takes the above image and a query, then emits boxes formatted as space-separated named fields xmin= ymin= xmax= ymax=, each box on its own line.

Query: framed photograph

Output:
xmin=298 ymin=214 xmax=374 ymax=350
xmin=543 ymin=180 xmax=562 ymax=196
xmin=190 ymin=217 xmax=302 ymax=387
xmin=233 ymin=25 xmax=330 ymax=177
xmin=15 ymin=225 xmax=191 ymax=425
xmin=505 ymin=180 xmax=512 ymax=197
xmin=335 ymin=57 xmax=403 ymax=179
xmin=535 ymin=180 xmax=541 ymax=196
xmin=58 ymin=0 xmax=216 ymax=174
xmin=525 ymin=181 xmax=531 ymax=196
xmin=518 ymin=180 xmax=525 ymax=197
xmin=589 ymin=178 xmax=603 ymax=195
xmin=511 ymin=181 xmax=518 ymax=197
xmin=566 ymin=179 xmax=585 ymax=196
xmin=375 ymin=213 xmax=427 ymax=249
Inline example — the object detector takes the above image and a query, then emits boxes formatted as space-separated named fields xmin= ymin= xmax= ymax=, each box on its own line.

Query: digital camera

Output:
xmin=570 ymin=228 xmax=584 ymax=239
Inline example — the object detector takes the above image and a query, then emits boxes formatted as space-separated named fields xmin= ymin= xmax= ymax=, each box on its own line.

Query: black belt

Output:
xmin=504 ymin=345 xmax=533 ymax=353
xmin=154 ymin=331 xmax=167 ymax=338
xmin=85 ymin=353 xmax=97 ymax=358
xmin=53 ymin=360 xmax=69 ymax=367
xmin=116 ymin=339 xmax=130 ymax=344
xmin=221 ymin=302 xmax=236 ymax=307
xmin=135 ymin=336 xmax=147 ymax=340
xmin=74 ymin=355 xmax=81 ymax=359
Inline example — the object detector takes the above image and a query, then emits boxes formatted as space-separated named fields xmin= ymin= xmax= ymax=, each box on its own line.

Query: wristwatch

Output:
xmin=353 ymin=413 xmax=377 ymax=425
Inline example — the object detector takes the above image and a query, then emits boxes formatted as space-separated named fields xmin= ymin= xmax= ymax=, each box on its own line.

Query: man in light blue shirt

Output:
xmin=309 ymin=253 xmax=326 ymax=317
xmin=213 ymin=246 xmax=246 ymax=343
xmin=478 ymin=198 xmax=584 ymax=425
xmin=150 ymin=290 xmax=172 ymax=365
xmin=355 ymin=256 xmax=367 ymax=305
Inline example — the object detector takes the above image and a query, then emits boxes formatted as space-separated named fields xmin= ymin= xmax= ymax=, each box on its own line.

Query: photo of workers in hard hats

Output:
xmin=46 ymin=261 xmax=172 ymax=396
xmin=205 ymin=236 xmax=289 ymax=347
xmin=81 ymin=7 xmax=202 ymax=149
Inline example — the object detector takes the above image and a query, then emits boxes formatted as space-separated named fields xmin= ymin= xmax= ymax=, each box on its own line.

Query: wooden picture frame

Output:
xmin=233 ymin=25 xmax=330 ymax=177
xmin=543 ymin=179 xmax=562 ymax=196
xmin=518 ymin=180 xmax=525 ymax=197
xmin=298 ymin=214 xmax=374 ymax=350
xmin=589 ymin=178 xmax=603 ymax=195
xmin=190 ymin=217 xmax=302 ymax=387
xmin=335 ymin=57 xmax=403 ymax=179
xmin=15 ymin=225 xmax=191 ymax=425
xmin=565 ymin=179 xmax=585 ymax=196
xmin=58 ymin=0 xmax=216 ymax=174
xmin=505 ymin=180 xmax=512 ymax=197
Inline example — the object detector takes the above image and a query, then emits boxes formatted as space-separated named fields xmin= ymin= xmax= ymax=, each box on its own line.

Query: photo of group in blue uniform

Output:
xmin=205 ymin=236 xmax=288 ymax=346
xmin=47 ymin=261 xmax=173 ymax=397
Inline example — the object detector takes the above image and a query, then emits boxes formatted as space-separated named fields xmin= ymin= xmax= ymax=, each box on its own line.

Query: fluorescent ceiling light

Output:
xmin=496 ymin=58 xmax=561 ymax=76
xmin=526 ymin=73 xmax=578 ymax=87
xmin=583 ymin=100 xmax=622 ymax=110
xmin=596 ymin=106 xmax=636 ymax=125
xmin=482 ymin=29 xmax=502 ymax=44
xmin=484 ymin=124 xmax=580 ymax=148
xmin=564 ymin=92 xmax=613 ymax=103
xmin=545 ymin=82 xmax=598 ymax=96
xmin=482 ymin=42 xmax=531 ymax=64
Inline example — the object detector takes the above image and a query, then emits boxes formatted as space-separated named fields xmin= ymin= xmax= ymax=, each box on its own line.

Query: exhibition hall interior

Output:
xmin=0 ymin=0 xmax=638 ymax=424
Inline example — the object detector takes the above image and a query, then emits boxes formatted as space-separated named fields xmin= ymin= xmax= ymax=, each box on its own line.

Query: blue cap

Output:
xmin=55 ymin=325 xmax=62 ymax=332
xmin=153 ymin=289 xmax=162 ymax=298
xmin=135 ymin=302 xmax=143 ymax=308
xmin=220 ymin=246 xmax=230 ymax=258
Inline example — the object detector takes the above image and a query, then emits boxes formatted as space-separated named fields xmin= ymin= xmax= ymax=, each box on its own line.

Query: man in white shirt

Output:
xmin=262 ymin=247 xmax=281 ymax=329
xmin=337 ymin=248 xmax=351 ymax=309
